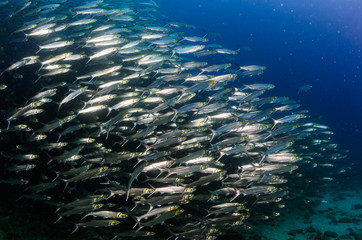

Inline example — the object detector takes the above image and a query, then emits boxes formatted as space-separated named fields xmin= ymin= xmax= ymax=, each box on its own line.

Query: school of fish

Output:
xmin=0 ymin=0 xmax=348 ymax=239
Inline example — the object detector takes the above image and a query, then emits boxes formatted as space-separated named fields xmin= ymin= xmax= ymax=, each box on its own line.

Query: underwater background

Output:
xmin=154 ymin=1 xmax=362 ymax=238
xmin=156 ymin=0 xmax=362 ymax=167
xmin=0 ymin=0 xmax=361 ymax=239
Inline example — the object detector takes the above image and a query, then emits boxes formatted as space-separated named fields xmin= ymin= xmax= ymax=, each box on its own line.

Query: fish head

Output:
xmin=175 ymin=209 xmax=184 ymax=215
xmin=117 ymin=213 xmax=127 ymax=218
xmin=143 ymin=188 xmax=154 ymax=194
xmin=109 ymin=220 xmax=120 ymax=226
xmin=184 ymin=187 xmax=195 ymax=193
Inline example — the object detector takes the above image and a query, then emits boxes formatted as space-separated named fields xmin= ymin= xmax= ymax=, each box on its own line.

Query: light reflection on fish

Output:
xmin=0 ymin=0 xmax=348 ymax=239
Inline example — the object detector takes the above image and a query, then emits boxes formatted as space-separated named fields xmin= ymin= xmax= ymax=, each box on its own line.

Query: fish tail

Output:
xmin=106 ymin=189 xmax=115 ymax=200
xmin=270 ymin=117 xmax=278 ymax=130
xmin=52 ymin=171 xmax=59 ymax=182
xmin=71 ymin=224 xmax=79 ymax=234
xmin=35 ymin=46 xmax=41 ymax=54
xmin=59 ymin=178 xmax=69 ymax=192
xmin=131 ymin=122 xmax=138 ymax=131
xmin=23 ymin=33 xmax=29 ymax=41
xmin=53 ymin=215 xmax=63 ymax=224
xmin=208 ymin=128 xmax=215 ymax=142
xmin=85 ymin=57 xmax=91 ymax=64
xmin=106 ymin=108 xmax=112 ymax=117
xmin=132 ymin=216 xmax=141 ymax=229
xmin=57 ymin=133 xmax=62 ymax=143
xmin=197 ymin=69 xmax=204 ymax=76
xmin=6 ymin=119 xmax=11 ymax=130
xmin=79 ymin=213 xmax=89 ymax=221
xmin=71 ymin=11 xmax=77 ymax=18
xmin=57 ymin=103 xmax=62 ymax=112
xmin=170 ymin=107 xmax=177 ymax=121
xmin=230 ymin=187 xmax=241 ymax=202
xmin=105 ymin=128 xmax=110 ymax=140
xmin=215 ymin=152 xmax=225 ymax=161
xmin=135 ymin=225 xmax=144 ymax=232
xmin=37 ymin=62 xmax=44 ymax=72
xmin=240 ymin=83 xmax=248 ymax=91
xmin=163 ymin=171 xmax=173 ymax=179
xmin=125 ymin=189 xmax=130 ymax=201
xmin=258 ymin=154 xmax=266 ymax=166
xmin=16 ymin=195 xmax=23 ymax=201
xmin=130 ymin=201 xmax=139 ymax=211
xmin=120 ymin=137 xmax=128 ymax=147
xmin=264 ymin=130 xmax=273 ymax=140
xmin=210 ymin=142 xmax=217 ymax=151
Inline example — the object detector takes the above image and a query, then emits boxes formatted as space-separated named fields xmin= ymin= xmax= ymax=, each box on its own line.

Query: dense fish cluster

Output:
xmin=0 ymin=0 xmax=348 ymax=239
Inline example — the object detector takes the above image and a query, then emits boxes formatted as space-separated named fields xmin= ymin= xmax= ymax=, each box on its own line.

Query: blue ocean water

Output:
xmin=154 ymin=1 xmax=362 ymax=238
xmin=157 ymin=0 xmax=362 ymax=167
xmin=0 ymin=0 xmax=361 ymax=239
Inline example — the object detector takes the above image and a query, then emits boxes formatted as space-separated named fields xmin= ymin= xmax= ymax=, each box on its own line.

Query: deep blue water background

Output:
xmin=157 ymin=0 xmax=362 ymax=167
